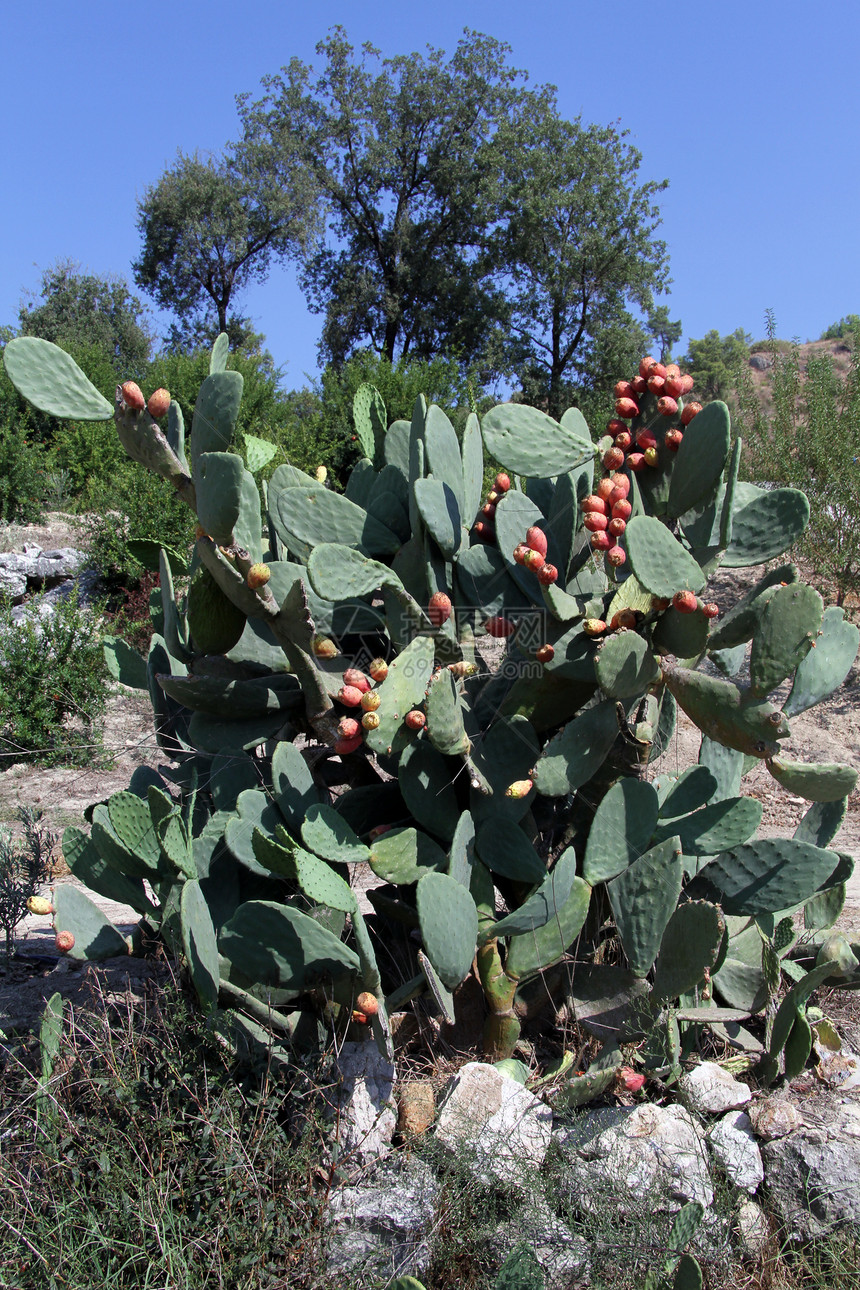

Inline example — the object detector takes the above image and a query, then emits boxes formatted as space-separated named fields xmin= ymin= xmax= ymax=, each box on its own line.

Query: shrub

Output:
xmin=0 ymin=587 xmax=109 ymax=767
xmin=820 ymin=314 xmax=860 ymax=341
xmin=80 ymin=463 xmax=196 ymax=589
xmin=0 ymin=402 xmax=48 ymax=525
xmin=0 ymin=806 xmax=56 ymax=956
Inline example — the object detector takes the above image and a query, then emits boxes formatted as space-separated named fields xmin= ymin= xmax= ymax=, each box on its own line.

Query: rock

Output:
xmin=397 ymin=1080 xmax=435 ymax=1138
xmin=748 ymin=1095 xmax=803 ymax=1140
xmin=708 ymin=1111 xmax=763 ymax=1193
xmin=679 ymin=1061 xmax=752 ymax=1115
xmin=735 ymin=1198 xmax=770 ymax=1258
xmin=486 ymin=1195 xmax=590 ymax=1290
xmin=749 ymin=354 xmax=773 ymax=371
xmin=554 ymin=1102 xmax=712 ymax=1212
xmin=330 ymin=1040 xmax=396 ymax=1166
xmin=0 ymin=565 xmax=27 ymax=602
xmin=435 ymin=1061 xmax=553 ymax=1188
xmin=763 ymin=1120 xmax=860 ymax=1238
xmin=326 ymin=1156 xmax=439 ymax=1280
xmin=0 ymin=545 xmax=87 ymax=585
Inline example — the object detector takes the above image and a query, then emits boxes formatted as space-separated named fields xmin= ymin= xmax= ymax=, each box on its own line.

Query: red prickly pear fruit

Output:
xmin=246 ymin=563 xmax=271 ymax=590
xmin=680 ymin=400 xmax=702 ymax=425
xmin=590 ymin=530 xmax=612 ymax=551
xmin=584 ymin=512 xmax=608 ymax=532
xmin=636 ymin=428 xmax=657 ymax=451
xmin=626 ymin=452 xmax=646 ymax=473
xmin=473 ymin=520 xmax=495 ymax=540
xmin=664 ymin=375 xmax=684 ymax=398
xmin=513 ymin=542 xmax=530 ymax=565
xmin=643 ymin=447 xmax=659 ymax=468
xmin=121 ymin=380 xmax=145 ymax=411
xmin=404 ymin=709 xmax=427 ymax=730
xmin=609 ymin=485 xmax=628 ymax=509
xmin=652 ymin=362 xmax=667 ymax=380
xmin=338 ymin=685 xmax=364 ymax=707
xmin=536 ymin=644 xmax=554 ymax=663
xmin=368 ymin=658 xmax=389 ymax=682
xmin=368 ymin=824 xmax=392 ymax=841
xmin=639 ymin=355 xmax=657 ymax=377
xmin=611 ymin=499 xmax=632 ymax=521
xmin=427 ymin=592 xmax=452 ymax=626
xmin=614 ymin=379 xmax=636 ymax=400
xmin=343 ymin=669 xmax=370 ymax=693
xmin=606 ymin=545 xmax=627 ymax=567
xmin=615 ymin=397 xmax=639 ymax=419
xmin=523 ymin=548 xmax=546 ymax=573
xmin=356 ymin=991 xmax=379 ymax=1017
xmin=608 ymin=517 xmax=626 ymax=538
xmin=610 ymin=473 xmax=630 ymax=497
xmin=610 ymin=608 xmax=637 ymax=631
xmin=351 ymin=1009 xmax=369 ymax=1025
xmin=596 ymin=478 xmax=616 ymax=501
xmin=313 ymin=635 xmax=337 ymax=659
xmin=614 ymin=430 xmax=632 ymax=451
xmin=505 ymin=779 xmax=533 ymax=799
xmin=657 ymin=395 xmax=679 ymax=417
xmin=360 ymin=690 xmax=381 ymax=711
xmin=482 ymin=500 xmax=497 ymax=518
xmin=606 ymin=418 xmax=628 ymax=435
xmin=664 ymin=427 xmax=684 ymax=451
xmin=702 ymin=602 xmax=720 ymax=619
xmin=338 ymin=716 xmax=361 ymax=740
xmin=537 ymin=563 xmax=558 ymax=585
xmin=647 ymin=374 xmax=666 ymax=396
xmin=631 ymin=374 xmax=648 ymax=395
xmin=525 ymin=526 xmax=548 ymax=557
xmin=652 ymin=596 xmax=671 ymax=611
xmin=485 ymin=615 xmax=515 ymax=638
xmin=678 ymin=373 xmax=695 ymax=394
xmin=673 ymin=589 xmax=699 ymax=614
xmin=583 ymin=618 xmax=607 ymax=637
xmin=361 ymin=711 xmax=380 ymax=731
xmin=617 ymin=1066 xmax=646 ymax=1093
xmin=55 ymin=930 xmax=75 ymax=953
xmin=665 ymin=362 xmax=681 ymax=379
xmin=495 ymin=472 xmax=511 ymax=492
xmin=335 ymin=734 xmax=363 ymax=755
xmin=581 ymin=494 xmax=609 ymax=515
xmin=147 ymin=388 xmax=171 ymax=418
xmin=603 ymin=447 xmax=625 ymax=470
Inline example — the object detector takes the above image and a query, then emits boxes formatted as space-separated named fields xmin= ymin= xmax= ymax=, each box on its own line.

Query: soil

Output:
xmin=1 ymin=516 xmax=859 ymax=1032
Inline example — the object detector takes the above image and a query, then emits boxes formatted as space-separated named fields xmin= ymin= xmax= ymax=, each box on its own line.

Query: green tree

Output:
xmin=236 ymin=28 xmax=526 ymax=370
xmin=489 ymin=109 xmax=671 ymax=419
xmin=134 ymin=150 xmax=319 ymax=348
xmin=647 ymin=304 xmax=683 ymax=363
xmin=820 ymin=314 xmax=860 ymax=340
xmin=683 ymin=327 xmax=752 ymax=401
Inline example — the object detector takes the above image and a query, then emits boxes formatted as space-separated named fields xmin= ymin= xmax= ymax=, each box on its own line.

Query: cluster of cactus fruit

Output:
xmin=5 ymin=329 xmax=860 ymax=1096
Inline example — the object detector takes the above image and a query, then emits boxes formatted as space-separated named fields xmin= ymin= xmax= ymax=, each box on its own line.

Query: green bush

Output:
xmin=0 ymin=806 xmax=56 ymax=956
xmin=0 ymin=587 xmax=109 ymax=767
xmin=80 ymin=463 xmax=196 ymax=589
xmin=0 ymin=402 xmax=48 ymax=524
xmin=820 ymin=314 xmax=860 ymax=341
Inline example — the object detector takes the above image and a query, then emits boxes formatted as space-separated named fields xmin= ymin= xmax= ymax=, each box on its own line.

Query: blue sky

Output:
xmin=2 ymin=1 xmax=857 ymax=390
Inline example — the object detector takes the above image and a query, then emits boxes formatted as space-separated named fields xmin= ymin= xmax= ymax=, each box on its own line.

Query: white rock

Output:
xmin=735 ymin=1198 xmax=770 ymax=1257
xmin=331 ymin=1040 xmax=396 ymax=1165
xmin=708 ymin=1111 xmax=763 ymax=1193
xmin=435 ymin=1061 xmax=553 ymax=1188
xmin=327 ymin=1157 xmax=439 ymax=1280
xmin=679 ymin=1061 xmax=752 ymax=1115
xmin=748 ymin=1096 xmax=802 ymax=1140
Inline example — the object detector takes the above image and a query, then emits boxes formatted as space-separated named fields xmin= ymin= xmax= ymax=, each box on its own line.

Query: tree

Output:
xmin=683 ymin=327 xmax=752 ymax=401
xmin=647 ymin=305 xmax=683 ymax=363
xmin=488 ymin=109 xmax=672 ymax=419
xmin=236 ymin=28 xmax=526 ymax=370
xmin=134 ymin=149 xmax=319 ymax=348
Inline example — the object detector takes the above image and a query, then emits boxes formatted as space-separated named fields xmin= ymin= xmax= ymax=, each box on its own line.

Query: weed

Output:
xmin=0 ymin=805 xmax=56 ymax=955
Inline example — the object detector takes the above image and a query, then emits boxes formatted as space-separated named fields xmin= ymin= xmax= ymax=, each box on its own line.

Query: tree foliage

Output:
xmin=683 ymin=327 xmax=752 ymax=401
xmin=820 ymin=314 xmax=860 ymax=341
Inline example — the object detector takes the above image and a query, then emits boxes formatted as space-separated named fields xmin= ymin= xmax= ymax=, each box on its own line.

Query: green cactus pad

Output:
xmin=224 ymin=789 xmax=287 ymax=873
xmin=398 ymin=740 xmax=460 ymax=842
xmin=652 ymin=606 xmax=709 ymax=663
xmin=345 ymin=458 xmax=378 ymax=508
xmin=794 ymin=797 xmax=848 ymax=849
xmin=3 ymin=336 xmax=113 ymax=420
xmin=475 ymin=821 xmax=547 ymax=884
xmin=62 ymin=826 xmax=155 ymax=917
xmin=666 ymin=401 xmax=731 ymax=519
xmin=190 ymin=371 xmax=243 ymax=462
xmin=270 ymin=741 xmax=319 ymax=830
xmin=426 ymin=668 xmax=470 ymax=755
xmin=481 ymin=403 xmax=593 ymax=478
xmin=534 ymin=699 xmax=619 ymax=797
xmin=653 ymin=796 xmax=762 ymax=855
xmin=698 ymin=736 xmax=744 ymax=799
xmin=274 ymin=484 xmax=401 ymax=558
xmin=447 ymin=810 xmax=476 ymax=889
xmin=455 ymin=544 xmax=530 ymax=617
xmin=209 ymin=332 xmax=229 ymax=373
xmin=417 ymin=949 xmax=455 ymax=1023
xmin=368 ymin=827 xmax=447 ymax=885
xmin=187 ymin=710 xmax=291 ymax=754
xmin=186 ymin=565 xmax=246 ymax=656
xmin=294 ymin=852 xmax=357 ymax=914
xmin=469 ymin=715 xmax=540 ymax=824
xmin=103 ymin=636 xmax=148 ymax=690
xmin=625 ymin=515 xmax=706 ymax=598
xmin=608 ymin=836 xmax=684 ymax=977
xmin=583 ymin=779 xmax=660 ymax=884
xmin=157 ymin=548 xmax=191 ymax=664
xmin=413 ymin=478 xmax=463 ymax=558
xmin=157 ymin=672 xmax=299 ymax=718
xmin=166 ymin=399 xmax=188 ymax=470
xmin=52 ymin=885 xmax=130 ymax=961
xmin=307 ymin=544 xmax=401 ymax=601
xmin=504 ymin=875 xmax=594 ymax=980
xmin=384 ymin=418 xmax=411 ymax=478
xmin=662 ymin=659 xmax=789 ymax=758
xmin=722 ymin=488 xmax=810 ymax=568
xmin=106 ymin=791 xmax=162 ymax=873
xmin=652 ymin=901 xmax=725 ymax=1003
xmin=709 ymin=644 xmax=746 ymax=678
xmin=707 ymin=564 xmax=798 ymax=651
xmin=353 ymin=382 xmax=387 ymax=467
xmin=659 ymin=766 xmax=718 ymax=817
xmin=461 ymin=412 xmax=484 ymax=523
xmin=784 ymin=605 xmax=860 ymax=717
xmin=180 ymin=880 xmax=219 ymax=1011
xmin=301 ymin=804 xmax=369 ymax=865
xmin=158 ymin=813 xmax=196 ymax=878
xmin=424 ymin=404 xmax=466 ymax=514
xmin=691 ymin=839 xmax=843 ymax=915
xmin=493 ymin=488 xmax=548 ymax=600
xmin=219 ymin=901 xmax=359 ymax=990
xmin=363 ymin=635 xmax=435 ymax=757
xmin=804 ymin=882 xmax=846 ymax=932
xmin=767 ymin=758 xmax=858 ymax=802
xmin=749 ymin=584 xmax=823 ymax=697
xmin=416 ymin=871 xmax=478 ymax=989
xmin=594 ymin=630 xmax=660 ymax=698
xmin=489 ymin=849 xmax=587 ymax=939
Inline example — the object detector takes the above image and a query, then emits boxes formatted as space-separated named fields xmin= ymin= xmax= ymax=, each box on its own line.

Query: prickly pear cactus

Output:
xmin=9 ymin=338 xmax=858 ymax=1081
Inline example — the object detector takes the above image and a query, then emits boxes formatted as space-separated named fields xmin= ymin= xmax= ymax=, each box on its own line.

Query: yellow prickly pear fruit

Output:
xmin=27 ymin=895 xmax=53 ymax=916
xmin=315 ymin=465 xmax=328 ymax=483
xmin=313 ymin=635 xmax=338 ymax=659
xmin=246 ymin=563 xmax=271 ymax=590
xmin=368 ymin=658 xmax=389 ymax=682
xmin=505 ymin=779 xmax=533 ymax=799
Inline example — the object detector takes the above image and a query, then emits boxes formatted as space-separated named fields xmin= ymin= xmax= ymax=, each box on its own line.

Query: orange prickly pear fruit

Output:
xmin=657 ymin=395 xmax=678 ymax=417
xmin=361 ymin=711 xmax=380 ymax=731
xmin=680 ymin=401 xmax=702 ymax=425
xmin=494 ymin=472 xmax=511 ymax=492
xmin=404 ymin=709 xmax=426 ymax=730
xmin=427 ymin=592 xmax=452 ymax=626
xmin=338 ymin=685 xmax=364 ymax=707
xmin=584 ymin=513 xmax=608 ymax=532
xmin=643 ymin=447 xmax=659 ymax=468
xmin=368 ymin=658 xmax=389 ymax=682
xmin=121 ymin=380 xmax=145 ymax=411
xmin=702 ymin=602 xmax=720 ymax=619
xmin=356 ymin=991 xmax=379 ymax=1017
xmin=626 ymin=452 xmax=646 ymax=472
xmin=361 ymin=690 xmax=381 ymax=711
xmin=343 ymin=669 xmax=370 ymax=693
xmin=639 ymin=355 xmax=657 ymax=377
xmin=673 ymin=590 xmax=698 ymax=614
xmin=335 ymin=734 xmax=363 ymax=755
xmin=614 ymin=379 xmax=636 ymax=400
xmin=486 ymin=615 xmax=515 ymax=638
xmin=147 ymin=388 xmax=171 ymax=418
xmin=664 ymin=427 xmax=684 ymax=450
xmin=581 ymin=494 xmax=608 ymax=514
xmin=603 ymin=447 xmax=625 ymax=470
xmin=537 ymin=563 xmax=558 ymax=585
xmin=246 ymin=563 xmax=271 ymax=590
xmin=606 ymin=545 xmax=626 ymax=567
xmin=590 ymin=530 xmax=612 ymax=551
xmin=583 ymin=618 xmax=607 ymax=636
xmin=27 ymin=895 xmax=54 ymax=915
xmin=338 ymin=717 xmax=361 ymax=740
xmin=56 ymin=930 xmax=75 ymax=953
xmin=505 ymin=779 xmax=533 ymax=799
xmin=313 ymin=635 xmax=337 ymax=658
xmin=536 ymin=644 xmax=554 ymax=663
xmin=523 ymin=548 xmax=545 ymax=573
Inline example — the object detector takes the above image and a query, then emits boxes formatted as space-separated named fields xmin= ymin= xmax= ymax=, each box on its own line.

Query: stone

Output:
xmin=0 ymin=565 xmax=27 ymax=602
xmin=554 ymin=1102 xmax=712 ymax=1213
xmin=330 ymin=1040 xmax=396 ymax=1166
xmin=749 ymin=354 xmax=773 ymax=371
xmin=397 ymin=1080 xmax=435 ymax=1138
xmin=748 ymin=1095 xmax=802 ymax=1140
xmin=707 ymin=1111 xmax=763 ymax=1193
xmin=326 ymin=1156 xmax=439 ymax=1281
xmin=435 ymin=1061 xmax=553 ymax=1188
xmin=735 ymin=1198 xmax=771 ymax=1258
xmin=679 ymin=1061 xmax=752 ymax=1115
xmin=486 ymin=1196 xmax=590 ymax=1290
xmin=763 ymin=1123 xmax=860 ymax=1238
